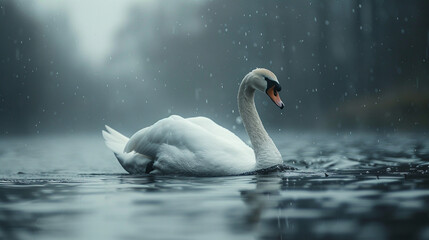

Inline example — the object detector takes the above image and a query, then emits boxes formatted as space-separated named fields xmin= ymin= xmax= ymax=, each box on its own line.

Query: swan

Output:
xmin=102 ymin=68 xmax=285 ymax=176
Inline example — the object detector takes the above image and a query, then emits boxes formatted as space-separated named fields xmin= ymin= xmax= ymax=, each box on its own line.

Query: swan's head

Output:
xmin=248 ymin=68 xmax=284 ymax=109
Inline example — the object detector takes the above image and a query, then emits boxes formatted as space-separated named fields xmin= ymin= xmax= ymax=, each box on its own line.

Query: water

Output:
xmin=1 ymin=132 xmax=429 ymax=240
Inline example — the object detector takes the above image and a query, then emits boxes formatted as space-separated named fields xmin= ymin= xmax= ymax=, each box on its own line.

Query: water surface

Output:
xmin=1 ymin=132 xmax=429 ymax=240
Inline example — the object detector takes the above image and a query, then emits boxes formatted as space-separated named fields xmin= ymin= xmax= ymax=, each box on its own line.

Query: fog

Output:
xmin=1 ymin=0 xmax=428 ymax=135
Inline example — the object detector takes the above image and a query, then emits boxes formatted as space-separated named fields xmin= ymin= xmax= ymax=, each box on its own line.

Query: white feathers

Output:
xmin=123 ymin=115 xmax=255 ymax=176
xmin=102 ymin=118 xmax=255 ymax=175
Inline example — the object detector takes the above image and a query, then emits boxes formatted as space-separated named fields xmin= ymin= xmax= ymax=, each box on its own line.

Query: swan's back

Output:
xmin=124 ymin=115 xmax=255 ymax=175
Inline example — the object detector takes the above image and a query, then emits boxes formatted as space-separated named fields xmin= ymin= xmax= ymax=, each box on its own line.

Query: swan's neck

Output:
xmin=238 ymin=75 xmax=282 ymax=169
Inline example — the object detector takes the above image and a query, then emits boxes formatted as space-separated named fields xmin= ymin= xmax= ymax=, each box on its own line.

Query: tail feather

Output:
xmin=102 ymin=130 xmax=126 ymax=154
xmin=102 ymin=125 xmax=129 ymax=155
xmin=102 ymin=125 xmax=153 ymax=174
xmin=105 ymin=125 xmax=128 ymax=143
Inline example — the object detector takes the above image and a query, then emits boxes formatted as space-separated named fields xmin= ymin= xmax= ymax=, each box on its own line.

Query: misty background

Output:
xmin=1 ymin=0 xmax=428 ymax=136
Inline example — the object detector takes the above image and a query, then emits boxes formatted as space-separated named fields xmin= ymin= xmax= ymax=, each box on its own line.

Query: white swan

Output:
xmin=102 ymin=68 xmax=284 ymax=176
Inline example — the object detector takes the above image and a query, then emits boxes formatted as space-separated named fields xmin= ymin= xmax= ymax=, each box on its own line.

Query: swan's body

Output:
xmin=102 ymin=68 xmax=285 ymax=176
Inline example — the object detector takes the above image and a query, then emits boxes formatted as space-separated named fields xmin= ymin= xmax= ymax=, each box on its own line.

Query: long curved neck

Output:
xmin=238 ymin=75 xmax=282 ymax=169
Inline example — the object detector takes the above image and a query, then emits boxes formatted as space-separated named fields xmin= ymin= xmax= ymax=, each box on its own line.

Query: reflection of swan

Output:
xmin=240 ymin=175 xmax=282 ymax=225
xmin=102 ymin=68 xmax=284 ymax=176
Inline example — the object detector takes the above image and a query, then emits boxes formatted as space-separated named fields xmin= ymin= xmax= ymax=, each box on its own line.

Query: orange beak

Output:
xmin=266 ymin=86 xmax=284 ymax=109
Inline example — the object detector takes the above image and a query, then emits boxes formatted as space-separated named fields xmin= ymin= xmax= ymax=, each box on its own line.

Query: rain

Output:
xmin=1 ymin=1 xmax=429 ymax=239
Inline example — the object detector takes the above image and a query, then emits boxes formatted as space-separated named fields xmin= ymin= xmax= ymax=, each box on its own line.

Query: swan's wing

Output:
xmin=125 ymin=115 xmax=250 ymax=155
xmin=186 ymin=116 xmax=249 ymax=146
xmin=124 ymin=115 xmax=190 ymax=156
xmin=124 ymin=115 xmax=255 ymax=175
